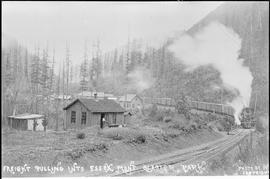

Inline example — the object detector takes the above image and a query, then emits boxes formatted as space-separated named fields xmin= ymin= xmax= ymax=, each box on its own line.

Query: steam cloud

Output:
xmin=169 ymin=22 xmax=253 ymax=124
xmin=127 ymin=66 xmax=155 ymax=93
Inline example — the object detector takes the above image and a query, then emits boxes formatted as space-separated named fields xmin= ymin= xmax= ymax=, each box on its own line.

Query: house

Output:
xmin=118 ymin=94 xmax=143 ymax=112
xmin=77 ymin=91 xmax=105 ymax=99
xmin=63 ymin=98 xmax=125 ymax=129
xmin=8 ymin=113 xmax=44 ymax=131
xmin=77 ymin=91 xmax=118 ymax=101
xmin=50 ymin=94 xmax=73 ymax=101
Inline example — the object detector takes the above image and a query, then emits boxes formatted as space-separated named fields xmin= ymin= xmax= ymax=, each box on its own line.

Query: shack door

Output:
xmin=100 ymin=113 xmax=105 ymax=128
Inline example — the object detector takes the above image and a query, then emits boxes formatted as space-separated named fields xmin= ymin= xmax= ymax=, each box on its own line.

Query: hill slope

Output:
xmin=187 ymin=2 xmax=269 ymax=115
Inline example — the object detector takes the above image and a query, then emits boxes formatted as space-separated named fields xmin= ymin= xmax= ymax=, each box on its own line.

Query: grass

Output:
xmin=2 ymin=109 xmax=227 ymax=177
xmin=102 ymin=127 xmax=147 ymax=140
xmin=66 ymin=143 xmax=109 ymax=160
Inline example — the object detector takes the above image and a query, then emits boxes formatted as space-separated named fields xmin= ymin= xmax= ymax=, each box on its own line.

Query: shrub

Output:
xmin=67 ymin=143 xmax=108 ymax=160
xmin=127 ymin=135 xmax=146 ymax=144
xmin=67 ymin=149 xmax=84 ymax=160
xmin=168 ymin=133 xmax=179 ymax=138
xmin=42 ymin=118 xmax=48 ymax=131
xmin=162 ymin=134 xmax=169 ymax=142
xmin=95 ymin=143 xmax=108 ymax=151
xmin=84 ymin=143 xmax=108 ymax=153
xmin=136 ymin=135 xmax=146 ymax=144
xmin=156 ymin=114 xmax=164 ymax=121
xmin=175 ymin=95 xmax=191 ymax=120
xmin=169 ymin=121 xmax=188 ymax=131
xmin=112 ymin=134 xmax=123 ymax=140
xmin=191 ymin=124 xmax=197 ymax=130
xmin=102 ymin=127 xmax=143 ymax=140
xmin=149 ymin=104 xmax=158 ymax=117
xmin=164 ymin=116 xmax=172 ymax=123
xmin=76 ymin=132 xmax=86 ymax=139
xmin=169 ymin=123 xmax=181 ymax=130
xmin=207 ymin=113 xmax=218 ymax=122
xmin=224 ymin=117 xmax=234 ymax=134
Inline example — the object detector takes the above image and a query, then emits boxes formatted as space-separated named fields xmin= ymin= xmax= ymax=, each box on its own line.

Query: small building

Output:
xmin=107 ymin=97 xmax=118 ymax=101
xmin=63 ymin=98 xmax=125 ymax=129
xmin=50 ymin=94 xmax=73 ymax=101
xmin=8 ymin=113 xmax=44 ymax=131
xmin=77 ymin=91 xmax=105 ymax=99
xmin=119 ymin=94 xmax=143 ymax=112
xmin=77 ymin=91 xmax=118 ymax=101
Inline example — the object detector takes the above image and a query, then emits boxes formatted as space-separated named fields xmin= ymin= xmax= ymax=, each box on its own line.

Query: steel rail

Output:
xmin=109 ymin=129 xmax=249 ymax=176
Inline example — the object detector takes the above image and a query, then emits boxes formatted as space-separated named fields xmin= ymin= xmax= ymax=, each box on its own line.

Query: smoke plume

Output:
xmin=169 ymin=22 xmax=253 ymax=124
xmin=127 ymin=66 xmax=155 ymax=93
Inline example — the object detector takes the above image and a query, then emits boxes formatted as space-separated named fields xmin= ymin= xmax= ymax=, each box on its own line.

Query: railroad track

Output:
xmin=109 ymin=129 xmax=250 ymax=176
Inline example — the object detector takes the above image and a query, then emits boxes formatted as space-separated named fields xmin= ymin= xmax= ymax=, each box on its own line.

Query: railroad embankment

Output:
xmin=205 ymin=115 xmax=269 ymax=175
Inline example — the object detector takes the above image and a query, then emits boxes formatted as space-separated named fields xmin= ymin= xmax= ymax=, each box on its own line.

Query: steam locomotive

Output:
xmin=239 ymin=107 xmax=256 ymax=129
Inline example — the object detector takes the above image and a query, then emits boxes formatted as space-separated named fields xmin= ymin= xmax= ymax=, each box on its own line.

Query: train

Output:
xmin=142 ymin=97 xmax=234 ymax=116
xmin=142 ymin=97 xmax=255 ymax=128
xmin=188 ymin=100 xmax=234 ymax=116
xmin=239 ymin=107 xmax=256 ymax=129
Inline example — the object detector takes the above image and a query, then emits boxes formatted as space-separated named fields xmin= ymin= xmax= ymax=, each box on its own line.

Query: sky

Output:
xmin=2 ymin=1 xmax=223 ymax=68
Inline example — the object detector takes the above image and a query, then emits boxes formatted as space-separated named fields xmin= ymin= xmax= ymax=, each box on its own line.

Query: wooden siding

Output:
xmin=8 ymin=118 xmax=27 ymax=130
xmin=66 ymin=101 xmax=91 ymax=129
xmin=120 ymin=96 xmax=143 ymax=111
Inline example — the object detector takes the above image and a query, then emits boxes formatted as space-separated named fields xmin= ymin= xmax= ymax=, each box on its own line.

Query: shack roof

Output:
xmin=8 ymin=113 xmax=44 ymax=120
xmin=63 ymin=98 xmax=125 ymax=113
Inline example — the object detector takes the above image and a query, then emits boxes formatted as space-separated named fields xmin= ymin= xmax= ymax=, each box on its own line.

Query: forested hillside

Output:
xmin=2 ymin=2 xmax=268 ymax=126
xmin=187 ymin=2 xmax=269 ymax=115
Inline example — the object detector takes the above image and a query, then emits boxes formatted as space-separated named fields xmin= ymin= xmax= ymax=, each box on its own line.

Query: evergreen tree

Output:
xmin=24 ymin=49 xmax=29 ymax=80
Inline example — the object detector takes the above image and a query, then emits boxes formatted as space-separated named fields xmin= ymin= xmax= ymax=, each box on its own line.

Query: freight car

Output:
xmin=143 ymin=97 xmax=235 ymax=117
xmin=142 ymin=97 xmax=256 ymax=129
xmin=188 ymin=101 xmax=234 ymax=116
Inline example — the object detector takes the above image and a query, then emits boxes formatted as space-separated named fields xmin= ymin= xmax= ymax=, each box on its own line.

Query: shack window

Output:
xmin=81 ymin=112 xmax=86 ymax=125
xmin=71 ymin=111 xmax=76 ymax=123
xmin=112 ymin=114 xmax=117 ymax=124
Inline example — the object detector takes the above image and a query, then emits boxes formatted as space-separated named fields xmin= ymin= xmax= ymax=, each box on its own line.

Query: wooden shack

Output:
xmin=63 ymin=98 xmax=125 ymax=129
xmin=119 ymin=94 xmax=143 ymax=112
xmin=8 ymin=113 xmax=44 ymax=131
